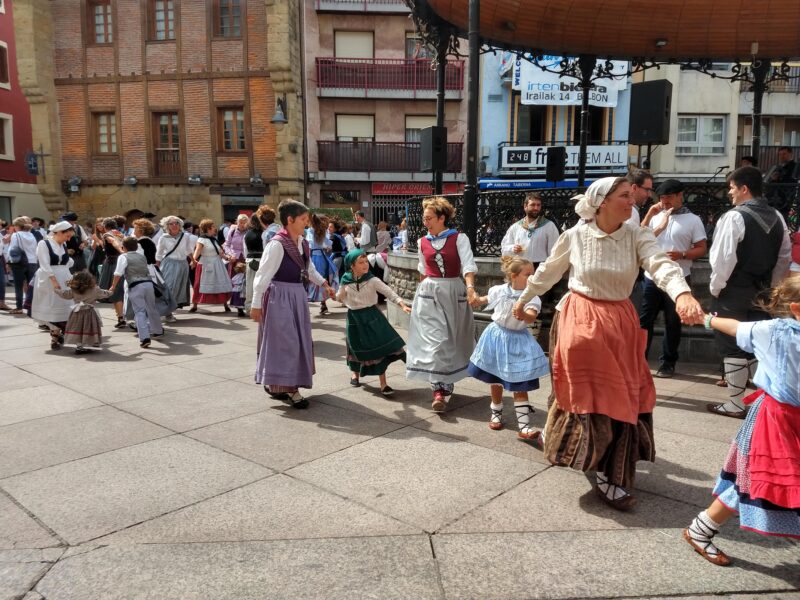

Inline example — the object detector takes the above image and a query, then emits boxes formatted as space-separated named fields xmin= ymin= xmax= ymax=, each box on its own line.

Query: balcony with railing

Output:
xmin=316 ymin=58 xmax=465 ymax=100
xmin=315 ymin=0 xmax=410 ymax=13
xmin=740 ymin=67 xmax=800 ymax=93
xmin=735 ymin=144 xmax=800 ymax=172
xmin=317 ymin=141 xmax=463 ymax=180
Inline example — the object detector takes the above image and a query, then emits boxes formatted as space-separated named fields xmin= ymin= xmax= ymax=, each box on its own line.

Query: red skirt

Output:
xmin=553 ymin=292 xmax=655 ymax=425
xmin=192 ymin=263 xmax=231 ymax=305
xmin=745 ymin=391 xmax=800 ymax=508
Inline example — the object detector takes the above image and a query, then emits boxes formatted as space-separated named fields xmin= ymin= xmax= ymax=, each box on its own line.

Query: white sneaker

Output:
xmin=164 ymin=314 xmax=177 ymax=323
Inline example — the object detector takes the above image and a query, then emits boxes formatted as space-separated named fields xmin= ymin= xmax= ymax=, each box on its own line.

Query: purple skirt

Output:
xmin=255 ymin=281 xmax=315 ymax=389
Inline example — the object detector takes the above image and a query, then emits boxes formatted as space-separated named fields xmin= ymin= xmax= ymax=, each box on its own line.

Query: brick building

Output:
xmin=304 ymin=0 xmax=467 ymax=222
xmin=0 ymin=0 xmax=43 ymax=222
xmin=44 ymin=0 xmax=303 ymax=223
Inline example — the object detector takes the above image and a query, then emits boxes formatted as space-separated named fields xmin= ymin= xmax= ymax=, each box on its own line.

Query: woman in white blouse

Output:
xmin=31 ymin=222 xmax=75 ymax=349
xmin=156 ymin=215 xmax=193 ymax=312
xmin=514 ymin=177 xmax=704 ymax=511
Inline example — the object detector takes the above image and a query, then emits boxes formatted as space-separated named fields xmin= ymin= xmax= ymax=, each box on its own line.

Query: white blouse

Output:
xmin=195 ymin=237 xmax=225 ymax=263
xmin=252 ymin=237 xmax=326 ymax=309
xmin=519 ymin=221 xmax=690 ymax=305
xmin=156 ymin=232 xmax=194 ymax=261
xmin=416 ymin=232 xmax=478 ymax=276
xmin=337 ymin=277 xmax=403 ymax=309
xmin=485 ymin=284 xmax=541 ymax=331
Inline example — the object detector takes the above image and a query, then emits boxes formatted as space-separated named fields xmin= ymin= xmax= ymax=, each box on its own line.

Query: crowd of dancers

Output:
xmin=1 ymin=167 xmax=799 ymax=568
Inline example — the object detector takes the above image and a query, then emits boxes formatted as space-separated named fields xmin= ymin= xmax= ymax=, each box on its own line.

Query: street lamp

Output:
xmin=270 ymin=96 xmax=288 ymax=127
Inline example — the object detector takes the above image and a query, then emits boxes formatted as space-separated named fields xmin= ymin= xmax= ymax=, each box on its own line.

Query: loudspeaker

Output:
xmin=628 ymin=80 xmax=672 ymax=145
xmin=545 ymin=146 xmax=567 ymax=182
xmin=420 ymin=126 xmax=447 ymax=172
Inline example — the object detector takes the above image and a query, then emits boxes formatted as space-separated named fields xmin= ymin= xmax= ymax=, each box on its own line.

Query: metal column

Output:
xmin=576 ymin=55 xmax=596 ymax=188
xmin=750 ymin=59 xmax=771 ymax=166
xmin=462 ymin=0 xmax=480 ymax=249
xmin=434 ymin=36 xmax=448 ymax=195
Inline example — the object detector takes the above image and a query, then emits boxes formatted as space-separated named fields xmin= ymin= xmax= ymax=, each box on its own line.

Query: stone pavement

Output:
xmin=0 ymin=304 xmax=797 ymax=600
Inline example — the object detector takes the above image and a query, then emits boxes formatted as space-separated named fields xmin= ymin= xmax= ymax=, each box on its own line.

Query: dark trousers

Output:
xmin=10 ymin=263 xmax=38 ymax=310
xmin=639 ymin=276 xmax=688 ymax=367
xmin=712 ymin=285 xmax=768 ymax=359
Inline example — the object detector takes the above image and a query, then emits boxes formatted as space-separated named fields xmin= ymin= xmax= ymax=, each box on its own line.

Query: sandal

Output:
xmin=50 ymin=331 xmax=62 ymax=350
xmin=715 ymin=378 xmax=728 ymax=388
xmin=264 ymin=386 xmax=290 ymax=401
xmin=188 ymin=305 xmax=198 ymax=313
xmin=289 ymin=391 xmax=309 ymax=409
xmin=683 ymin=528 xmax=732 ymax=567
xmin=431 ymin=390 xmax=447 ymax=413
xmin=594 ymin=474 xmax=637 ymax=511
xmin=489 ymin=406 xmax=503 ymax=431
xmin=380 ymin=386 xmax=394 ymax=397
xmin=706 ymin=403 xmax=746 ymax=419
xmin=518 ymin=428 xmax=543 ymax=449
xmin=350 ymin=376 xmax=361 ymax=387
xmin=9 ymin=308 xmax=24 ymax=315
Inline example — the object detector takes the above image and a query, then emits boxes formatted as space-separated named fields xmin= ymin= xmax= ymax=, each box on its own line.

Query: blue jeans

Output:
xmin=10 ymin=263 xmax=38 ymax=310
xmin=638 ymin=276 xmax=688 ymax=367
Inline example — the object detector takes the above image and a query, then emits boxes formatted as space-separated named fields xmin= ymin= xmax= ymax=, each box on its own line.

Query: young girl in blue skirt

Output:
xmin=468 ymin=256 xmax=550 ymax=443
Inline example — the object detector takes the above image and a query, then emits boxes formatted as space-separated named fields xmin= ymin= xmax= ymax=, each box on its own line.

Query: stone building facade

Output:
xmin=31 ymin=0 xmax=303 ymax=223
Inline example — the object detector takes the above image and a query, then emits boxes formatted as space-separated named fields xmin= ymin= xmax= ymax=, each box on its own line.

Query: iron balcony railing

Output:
xmin=318 ymin=141 xmax=463 ymax=173
xmin=735 ymin=145 xmax=800 ymax=172
xmin=154 ymin=148 xmax=181 ymax=177
xmin=402 ymin=183 xmax=799 ymax=256
xmin=316 ymin=58 xmax=465 ymax=96
xmin=315 ymin=0 xmax=410 ymax=11
xmin=740 ymin=67 xmax=800 ymax=93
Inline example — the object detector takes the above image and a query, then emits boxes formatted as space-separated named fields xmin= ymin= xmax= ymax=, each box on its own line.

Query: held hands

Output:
xmin=466 ymin=288 xmax=480 ymax=308
xmin=512 ymin=300 xmax=525 ymax=320
xmin=675 ymin=293 xmax=705 ymax=325
xmin=400 ymin=302 xmax=412 ymax=314
xmin=324 ymin=284 xmax=336 ymax=300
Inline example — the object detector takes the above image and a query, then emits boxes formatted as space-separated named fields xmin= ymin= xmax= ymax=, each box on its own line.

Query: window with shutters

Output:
xmin=214 ymin=0 xmax=242 ymax=38
xmin=88 ymin=0 xmax=113 ymax=45
xmin=149 ymin=0 xmax=175 ymax=41
xmin=405 ymin=115 xmax=436 ymax=143
xmin=335 ymin=114 xmax=375 ymax=142
xmin=153 ymin=112 xmax=181 ymax=176
xmin=218 ymin=107 xmax=246 ymax=152
xmin=93 ymin=113 xmax=118 ymax=154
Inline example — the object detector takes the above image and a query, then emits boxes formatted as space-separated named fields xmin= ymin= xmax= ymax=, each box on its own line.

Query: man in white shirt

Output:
xmin=707 ymin=166 xmax=792 ymax=418
xmin=625 ymin=169 xmax=655 ymax=226
xmin=639 ymin=179 xmax=707 ymax=378
xmin=500 ymin=192 xmax=560 ymax=268
xmin=354 ymin=211 xmax=376 ymax=252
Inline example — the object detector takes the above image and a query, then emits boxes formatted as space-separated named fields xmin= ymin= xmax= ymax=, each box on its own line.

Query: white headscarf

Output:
xmin=573 ymin=177 xmax=622 ymax=221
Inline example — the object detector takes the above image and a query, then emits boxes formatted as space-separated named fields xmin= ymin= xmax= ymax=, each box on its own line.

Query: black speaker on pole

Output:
xmin=628 ymin=80 xmax=672 ymax=145
xmin=545 ymin=146 xmax=567 ymax=182
xmin=420 ymin=126 xmax=447 ymax=172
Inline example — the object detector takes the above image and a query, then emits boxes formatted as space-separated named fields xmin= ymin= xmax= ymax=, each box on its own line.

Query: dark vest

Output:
xmin=138 ymin=237 xmax=157 ymax=264
xmin=727 ymin=199 xmax=784 ymax=291
xmin=44 ymin=240 xmax=70 ymax=266
xmin=420 ymin=234 xmax=462 ymax=278
xmin=244 ymin=229 xmax=264 ymax=258
xmin=273 ymin=243 xmax=309 ymax=283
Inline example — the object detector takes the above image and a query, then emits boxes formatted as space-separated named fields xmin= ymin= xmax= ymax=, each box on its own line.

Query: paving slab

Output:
xmin=35 ymin=537 xmax=442 ymax=600
xmin=116 ymin=380 xmax=271 ymax=432
xmin=1 ymin=436 xmax=271 ymax=544
xmin=442 ymin=467 xmax=698 ymax=534
xmin=186 ymin=399 xmax=402 ymax=471
xmin=19 ymin=355 xmax=162 ymax=387
xmin=174 ymin=349 xmax=259 ymax=380
xmin=0 ymin=345 xmax=72 ymax=367
xmin=654 ymin=393 xmax=742 ymax=444
xmin=0 ymin=366 xmax=48 ymax=393
xmin=73 ymin=364 xmax=225 ymax=403
xmin=0 ymin=384 xmax=101 ymax=428
xmin=288 ymin=427 xmax=544 ymax=532
xmin=411 ymin=395 xmax=552 ymax=465
xmin=0 ymin=406 xmax=171 ymax=478
xmin=636 ymin=429 xmax=730 ymax=508
xmin=433 ymin=530 xmax=800 ymax=600
xmin=97 ymin=474 xmax=420 ymax=544
xmin=0 ymin=549 xmax=63 ymax=600
xmin=318 ymin=374 xmax=483 ymax=426
xmin=0 ymin=494 xmax=60 ymax=549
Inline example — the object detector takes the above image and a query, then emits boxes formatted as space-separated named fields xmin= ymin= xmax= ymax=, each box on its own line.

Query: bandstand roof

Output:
xmin=417 ymin=0 xmax=800 ymax=60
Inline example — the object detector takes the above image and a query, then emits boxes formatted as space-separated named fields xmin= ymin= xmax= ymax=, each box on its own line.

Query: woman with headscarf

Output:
xmin=337 ymin=249 xmax=411 ymax=395
xmin=31 ymin=222 xmax=76 ymax=349
xmin=513 ymin=177 xmax=705 ymax=511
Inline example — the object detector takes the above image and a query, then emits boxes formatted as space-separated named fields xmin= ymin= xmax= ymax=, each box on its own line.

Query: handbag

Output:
xmin=8 ymin=234 xmax=28 ymax=265
xmin=248 ymin=258 xmax=259 ymax=272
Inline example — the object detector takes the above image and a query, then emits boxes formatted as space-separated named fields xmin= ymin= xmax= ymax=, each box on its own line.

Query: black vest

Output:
xmin=727 ymin=199 xmax=784 ymax=291
xmin=244 ymin=228 xmax=264 ymax=258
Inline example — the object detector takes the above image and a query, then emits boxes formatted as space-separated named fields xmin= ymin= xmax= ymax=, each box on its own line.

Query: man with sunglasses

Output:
xmin=625 ymin=169 xmax=655 ymax=226
xmin=500 ymin=192 xmax=559 ymax=269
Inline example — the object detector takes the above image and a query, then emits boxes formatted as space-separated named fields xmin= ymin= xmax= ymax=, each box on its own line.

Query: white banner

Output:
xmin=500 ymin=144 xmax=629 ymax=170
xmin=512 ymin=56 xmax=628 ymax=108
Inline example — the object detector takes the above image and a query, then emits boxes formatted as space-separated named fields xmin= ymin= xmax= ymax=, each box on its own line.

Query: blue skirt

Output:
xmin=308 ymin=249 xmax=339 ymax=302
xmin=468 ymin=322 xmax=549 ymax=392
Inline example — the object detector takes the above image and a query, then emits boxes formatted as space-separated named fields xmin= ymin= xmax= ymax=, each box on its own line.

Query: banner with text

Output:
xmin=512 ymin=56 xmax=628 ymax=107
xmin=500 ymin=145 xmax=629 ymax=171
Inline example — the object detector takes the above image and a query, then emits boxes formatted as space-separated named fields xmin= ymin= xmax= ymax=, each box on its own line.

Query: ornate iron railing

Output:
xmin=318 ymin=141 xmax=463 ymax=173
xmin=404 ymin=183 xmax=800 ymax=256
xmin=734 ymin=145 xmax=800 ymax=173
xmin=316 ymin=58 xmax=464 ymax=95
